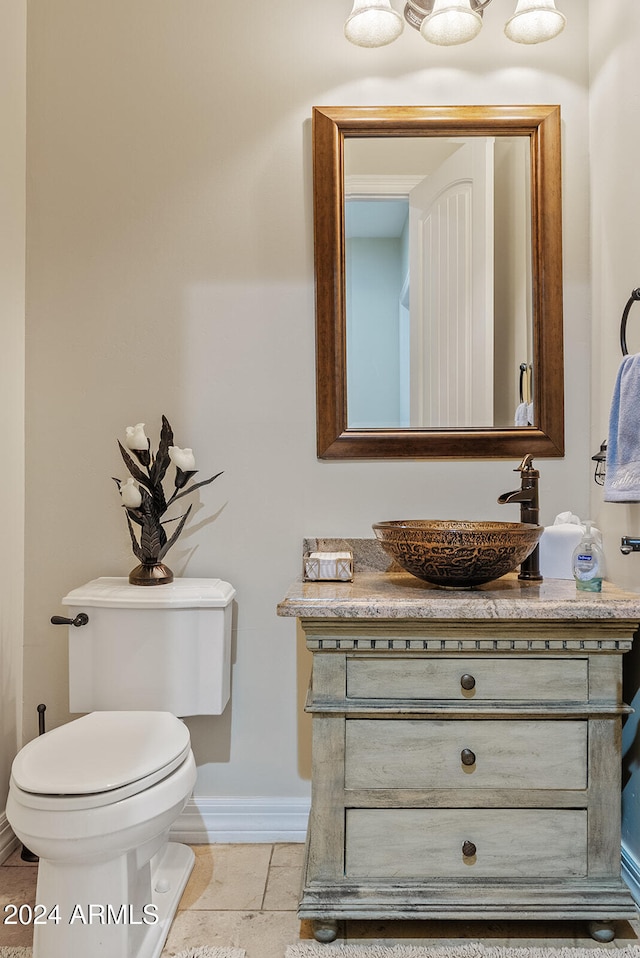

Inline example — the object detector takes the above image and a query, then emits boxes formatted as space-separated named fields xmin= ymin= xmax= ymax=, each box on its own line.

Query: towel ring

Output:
xmin=620 ymin=288 xmax=640 ymax=355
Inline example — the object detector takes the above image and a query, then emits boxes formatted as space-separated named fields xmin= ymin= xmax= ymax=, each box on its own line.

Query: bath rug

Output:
xmin=0 ymin=946 xmax=245 ymax=958
xmin=286 ymin=946 xmax=640 ymax=958
xmin=172 ymin=948 xmax=245 ymax=958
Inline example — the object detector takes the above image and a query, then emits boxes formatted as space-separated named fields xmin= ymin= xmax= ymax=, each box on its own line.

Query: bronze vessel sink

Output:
xmin=373 ymin=519 xmax=544 ymax=588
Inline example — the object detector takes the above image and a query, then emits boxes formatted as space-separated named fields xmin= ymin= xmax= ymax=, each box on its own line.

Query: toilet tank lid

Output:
xmin=62 ymin=577 xmax=236 ymax=609
xmin=11 ymin=712 xmax=191 ymax=795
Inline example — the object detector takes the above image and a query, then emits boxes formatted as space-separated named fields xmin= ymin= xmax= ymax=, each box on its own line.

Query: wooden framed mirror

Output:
xmin=313 ymin=105 xmax=564 ymax=460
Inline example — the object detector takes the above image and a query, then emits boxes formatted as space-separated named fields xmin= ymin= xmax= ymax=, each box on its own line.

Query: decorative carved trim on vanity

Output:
xmin=301 ymin=617 xmax=638 ymax=653
xmin=306 ymin=637 xmax=635 ymax=651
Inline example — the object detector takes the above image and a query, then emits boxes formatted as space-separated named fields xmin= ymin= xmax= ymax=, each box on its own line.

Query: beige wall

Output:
xmin=588 ymin=0 xmax=640 ymax=877
xmin=22 ymin=0 xmax=590 ymax=804
xmin=0 ymin=0 xmax=26 ymax=821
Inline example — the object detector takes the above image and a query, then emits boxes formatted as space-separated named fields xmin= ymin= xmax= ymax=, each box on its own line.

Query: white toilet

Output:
xmin=6 ymin=576 xmax=235 ymax=958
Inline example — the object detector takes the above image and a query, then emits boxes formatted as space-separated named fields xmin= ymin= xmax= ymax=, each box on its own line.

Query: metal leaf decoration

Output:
xmin=125 ymin=511 xmax=144 ymax=561
xmin=114 ymin=416 xmax=222 ymax=575
xmin=157 ymin=505 xmax=192 ymax=561
xmin=118 ymin=442 xmax=154 ymax=491
xmin=149 ymin=415 xmax=174 ymax=488
xmin=170 ymin=471 xmax=223 ymax=505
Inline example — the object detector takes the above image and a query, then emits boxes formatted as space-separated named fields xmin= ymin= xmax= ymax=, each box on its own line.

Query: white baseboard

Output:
xmin=622 ymin=842 xmax=640 ymax=907
xmin=0 ymin=796 xmax=307 ymax=862
xmin=170 ymin=796 xmax=310 ymax=844
xmin=0 ymin=812 xmax=19 ymax=864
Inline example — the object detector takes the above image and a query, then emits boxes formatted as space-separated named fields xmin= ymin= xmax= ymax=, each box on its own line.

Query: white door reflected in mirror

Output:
xmin=345 ymin=135 xmax=532 ymax=430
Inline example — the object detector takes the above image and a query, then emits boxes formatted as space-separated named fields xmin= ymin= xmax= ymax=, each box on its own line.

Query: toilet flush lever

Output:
xmin=50 ymin=613 xmax=89 ymax=627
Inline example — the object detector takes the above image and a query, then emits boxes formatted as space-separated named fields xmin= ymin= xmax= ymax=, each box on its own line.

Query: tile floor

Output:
xmin=1 ymin=842 xmax=639 ymax=957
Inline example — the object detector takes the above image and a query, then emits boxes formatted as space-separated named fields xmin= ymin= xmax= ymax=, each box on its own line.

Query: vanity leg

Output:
xmin=312 ymin=919 xmax=340 ymax=943
xmin=587 ymin=920 xmax=615 ymax=942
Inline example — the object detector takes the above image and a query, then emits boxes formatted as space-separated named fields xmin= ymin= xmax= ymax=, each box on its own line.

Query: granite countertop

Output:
xmin=278 ymin=539 xmax=640 ymax=621
xmin=277 ymin=571 xmax=640 ymax=620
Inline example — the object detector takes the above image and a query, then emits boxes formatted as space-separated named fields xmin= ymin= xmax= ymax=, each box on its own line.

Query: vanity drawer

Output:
xmin=345 ymin=808 xmax=587 ymax=879
xmin=345 ymin=719 xmax=587 ymax=789
xmin=346 ymin=656 xmax=587 ymax=702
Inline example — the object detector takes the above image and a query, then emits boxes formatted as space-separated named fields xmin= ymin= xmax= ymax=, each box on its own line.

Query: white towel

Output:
xmin=514 ymin=402 xmax=528 ymax=426
xmin=514 ymin=402 xmax=534 ymax=426
xmin=604 ymin=353 xmax=640 ymax=501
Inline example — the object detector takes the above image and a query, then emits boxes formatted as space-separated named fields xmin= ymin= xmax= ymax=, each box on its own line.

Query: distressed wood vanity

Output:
xmin=278 ymin=559 xmax=639 ymax=942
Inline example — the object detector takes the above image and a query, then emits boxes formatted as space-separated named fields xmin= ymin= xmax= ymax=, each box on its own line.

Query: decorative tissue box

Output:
xmin=303 ymin=551 xmax=353 ymax=582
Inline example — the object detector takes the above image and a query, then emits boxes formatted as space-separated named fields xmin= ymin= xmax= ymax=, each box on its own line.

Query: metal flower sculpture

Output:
xmin=113 ymin=415 xmax=222 ymax=585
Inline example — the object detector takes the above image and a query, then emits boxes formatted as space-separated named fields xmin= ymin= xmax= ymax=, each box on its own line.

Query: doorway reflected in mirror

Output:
xmin=345 ymin=135 xmax=533 ymax=430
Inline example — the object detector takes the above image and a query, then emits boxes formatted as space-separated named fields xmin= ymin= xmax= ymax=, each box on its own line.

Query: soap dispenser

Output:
xmin=572 ymin=521 xmax=604 ymax=592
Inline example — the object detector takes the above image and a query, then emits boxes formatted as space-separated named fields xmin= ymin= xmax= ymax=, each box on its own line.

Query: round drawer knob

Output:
xmin=461 ymin=748 xmax=476 ymax=766
xmin=460 ymin=674 xmax=476 ymax=691
xmin=462 ymin=841 xmax=477 ymax=858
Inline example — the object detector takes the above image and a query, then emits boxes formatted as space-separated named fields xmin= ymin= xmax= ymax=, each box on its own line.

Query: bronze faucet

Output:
xmin=497 ymin=454 xmax=542 ymax=581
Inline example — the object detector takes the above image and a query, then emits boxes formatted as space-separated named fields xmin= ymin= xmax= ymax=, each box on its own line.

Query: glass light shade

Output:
xmin=504 ymin=0 xmax=566 ymax=44
xmin=420 ymin=0 xmax=482 ymax=45
xmin=344 ymin=0 xmax=404 ymax=46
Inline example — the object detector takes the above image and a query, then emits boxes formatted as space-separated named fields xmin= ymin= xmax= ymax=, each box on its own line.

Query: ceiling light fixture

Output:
xmin=344 ymin=0 xmax=405 ymax=46
xmin=420 ymin=0 xmax=483 ymax=45
xmin=504 ymin=0 xmax=566 ymax=44
xmin=344 ymin=0 xmax=566 ymax=47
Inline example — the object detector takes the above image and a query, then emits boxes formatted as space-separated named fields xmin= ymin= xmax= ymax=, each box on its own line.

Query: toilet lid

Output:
xmin=11 ymin=711 xmax=190 ymax=795
xmin=62 ymin=576 xmax=235 ymax=608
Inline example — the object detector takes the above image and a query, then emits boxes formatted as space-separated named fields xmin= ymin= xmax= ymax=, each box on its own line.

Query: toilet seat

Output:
xmin=11 ymin=711 xmax=191 ymax=811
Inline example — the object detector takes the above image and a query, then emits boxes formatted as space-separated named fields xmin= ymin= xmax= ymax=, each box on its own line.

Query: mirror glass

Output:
xmin=313 ymin=106 xmax=564 ymax=459
xmin=345 ymin=136 xmax=532 ymax=430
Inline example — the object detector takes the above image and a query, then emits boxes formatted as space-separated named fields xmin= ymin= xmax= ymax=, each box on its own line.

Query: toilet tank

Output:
xmin=62 ymin=577 xmax=236 ymax=716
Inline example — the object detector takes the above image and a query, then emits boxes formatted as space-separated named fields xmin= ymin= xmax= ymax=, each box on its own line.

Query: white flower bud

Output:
xmin=120 ymin=477 xmax=142 ymax=508
xmin=169 ymin=445 xmax=196 ymax=471
xmin=124 ymin=423 xmax=148 ymax=451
